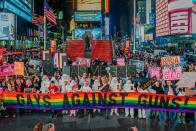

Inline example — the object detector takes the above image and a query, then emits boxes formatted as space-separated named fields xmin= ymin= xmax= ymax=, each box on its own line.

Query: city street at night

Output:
xmin=0 ymin=0 xmax=196 ymax=131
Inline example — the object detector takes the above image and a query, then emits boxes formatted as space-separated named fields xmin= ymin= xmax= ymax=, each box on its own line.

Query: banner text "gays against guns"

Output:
xmin=2 ymin=91 xmax=196 ymax=113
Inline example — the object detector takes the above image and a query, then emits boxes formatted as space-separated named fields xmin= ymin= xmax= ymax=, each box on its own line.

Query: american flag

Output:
xmin=44 ymin=0 xmax=56 ymax=25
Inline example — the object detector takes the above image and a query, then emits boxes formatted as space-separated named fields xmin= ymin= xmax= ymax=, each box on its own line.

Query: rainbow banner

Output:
xmin=1 ymin=91 xmax=196 ymax=113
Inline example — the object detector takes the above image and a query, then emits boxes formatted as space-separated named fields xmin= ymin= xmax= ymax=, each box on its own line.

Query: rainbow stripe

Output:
xmin=2 ymin=91 xmax=196 ymax=113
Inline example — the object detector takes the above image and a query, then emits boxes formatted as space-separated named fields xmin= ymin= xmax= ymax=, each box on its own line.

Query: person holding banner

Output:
xmin=177 ymin=87 xmax=186 ymax=125
xmin=24 ymin=79 xmax=36 ymax=93
xmin=163 ymin=80 xmax=177 ymax=123
xmin=40 ymin=76 xmax=50 ymax=93
xmin=80 ymin=81 xmax=93 ymax=117
xmin=16 ymin=79 xmax=25 ymax=93
xmin=61 ymin=79 xmax=71 ymax=115
xmin=48 ymin=81 xmax=60 ymax=119
xmin=110 ymin=77 xmax=120 ymax=116
xmin=151 ymin=81 xmax=164 ymax=121
xmin=99 ymin=77 xmax=111 ymax=119
xmin=70 ymin=80 xmax=79 ymax=117
xmin=137 ymin=82 xmax=148 ymax=119
xmin=123 ymin=80 xmax=135 ymax=118
xmin=92 ymin=79 xmax=101 ymax=114
xmin=4 ymin=82 xmax=16 ymax=118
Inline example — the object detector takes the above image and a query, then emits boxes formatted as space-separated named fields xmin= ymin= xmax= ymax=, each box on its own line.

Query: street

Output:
xmin=0 ymin=111 xmax=195 ymax=131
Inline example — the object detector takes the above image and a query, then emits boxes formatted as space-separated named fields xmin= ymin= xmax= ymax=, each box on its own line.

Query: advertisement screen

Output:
xmin=168 ymin=0 xmax=193 ymax=35
xmin=156 ymin=0 xmax=196 ymax=36
xmin=77 ymin=0 xmax=101 ymax=11
xmin=75 ymin=12 xmax=102 ymax=22
xmin=156 ymin=0 xmax=169 ymax=37
xmin=0 ymin=13 xmax=15 ymax=40
xmin=75 ymin=28 xmax=102 ymax=40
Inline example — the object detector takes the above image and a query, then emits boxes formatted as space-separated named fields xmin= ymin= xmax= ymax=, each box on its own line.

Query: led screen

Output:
xmin=75 ymin=12 xmax=102 ymax=21
xmin=168 ymin=0 xmax=193 ymax=35
xmin=0 ymin=13 xmax=15 ymax=40
xmin=75 ymin=28 xmax=102 ymax=40
xmin=156 ymin=0 xmax=169 ymax=37
xmin=77 ymin=0 xmax=101 ymax=11
xmin=156 ymin=0 xmax=196 ymax=36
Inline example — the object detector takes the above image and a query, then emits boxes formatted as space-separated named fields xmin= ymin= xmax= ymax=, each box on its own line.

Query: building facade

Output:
xmin=0 ymin=0 xmax=39 ymax=50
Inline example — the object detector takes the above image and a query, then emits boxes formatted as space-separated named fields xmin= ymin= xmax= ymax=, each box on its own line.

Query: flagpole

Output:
xmin=133 ymin=0 xmax=136 ymax=54
xmin=44 ymin=12 xmax=46 ymax=50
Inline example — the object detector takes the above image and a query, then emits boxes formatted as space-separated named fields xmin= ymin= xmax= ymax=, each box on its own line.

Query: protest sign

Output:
xmin=109 ymin=66 xmax=117 ymax=77
xmin=150 ymin=67 xmax=161 ymax=80
xmin=129 ymin=60 xmax=144 ymax=71
xmin=59 ymin=53 xmax=67 ymax=68
xmin=70 ymin=66 xmax=79 ymax=78
xmin=185 ymin=90 xmax=196 ymax=96
xmin=90 ymin=66 xmax=99 ymax=76
xmin=0 ymin=64 xmax=15 ymax=77
xmin=161 ymin=56 xmax=181 ymax=66
xmin=180 ymin=72 xmax=196 ymax=88
xmin=117 ymin=66 xmax=126 ymax=77
xmin=77 ymin=57 xmax=91 ymax=68
xmin=43 ymin=60 xmax=54 ymax=76
xmin=42 ymin=50 xmax=50 ymax=60
xmin=64 ymin=65 xmax=136 ymax=78
xmin=127 ymin=65 xmax=136 ymax=77
xmin=132 ymin=77 xmax=150 ymax=83
xmin=2 ymin=91 xmax=196 ymax=113
xmin=117 ymin=58 xmax=125 ymax=66
xmin=14 ymin=62 xmax=24 ymax=76
xmin=99 ymin=66 xmax=108 ymax=76
xmin=79 ymin=66 xmax=88 ymax=76
xmin=163 ymin=66 xmax=182 ymax=80
xmin=53 ymin=53 xmax=59 ymax=68
xmin=142 ymin=76 xmax=157 ymax=90
xmin=63 ymin=66 xmax=71 ymax=76
xmin=28 ymin=68 xmax=39 ymax=76
xmin=29 ymin=59 xmax=42 ymax=66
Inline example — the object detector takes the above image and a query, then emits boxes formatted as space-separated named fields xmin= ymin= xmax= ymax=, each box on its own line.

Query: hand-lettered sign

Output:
xmin=163 ymin=66 xmax=182 ymax=80
xmin=161 ymin=56 xmax=181 ymax=66
xmin=117 ymin=58 xmax=125 ymax=66
xmin=0 ymin=64 xmax=15 ymax=77
xmin=150 ymin=67 xmax=161 ymax=80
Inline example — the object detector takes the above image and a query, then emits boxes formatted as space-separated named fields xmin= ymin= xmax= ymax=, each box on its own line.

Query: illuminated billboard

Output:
xmin=0 ymin=1 xmax=32 ymax=22
xmin=75 ymin=28 xmax=102 ymax=40
xmin=0 ymin=13 xmax=15 ymax=40
xmin=75 ymin=12 xmax=102 ymax=21
xmin=156 ymin=0 xmax=169 ymax=37
xmin=156 ymin=0 xmax=196 ymax=36
xmin=168 ymin=0 xmax=193 ymax=35
xmin=77 ymin=0 xmax=101 ymax=11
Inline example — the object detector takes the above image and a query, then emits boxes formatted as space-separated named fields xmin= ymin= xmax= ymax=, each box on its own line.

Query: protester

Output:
xmin=123 ymin=80 xmax=135 ymax=118
xmin=42 ymin=123 xmax=55 ymax=131
xmin=34 ymin=122 xmax=44 ymax=131
xmin=0 ymin=47 xmax=195 ymax=127
xmin=48 ymin=81 xmax=59 ymax=119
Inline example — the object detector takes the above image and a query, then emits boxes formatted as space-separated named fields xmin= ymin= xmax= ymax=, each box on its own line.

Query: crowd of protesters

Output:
xmin=0 ymin=47 xmax=196 ymax=127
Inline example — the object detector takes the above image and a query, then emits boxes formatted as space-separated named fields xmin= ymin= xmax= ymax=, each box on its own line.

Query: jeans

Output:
xmin=164 ymin=111 xmax=176 ymax=120
xmin=145 ymin=109 xmax=151 ymax=119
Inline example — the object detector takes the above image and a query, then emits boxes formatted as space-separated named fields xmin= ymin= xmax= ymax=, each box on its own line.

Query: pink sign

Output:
xmin=163 ymin=67 xmax=182 ymax=80
xmin=150 ymin=67 xmax=161 ymax=80
xmin=0 ymin=64 xmax=15 ymax=77
xmin=117 ymin=58 xmax=125 ymax=66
